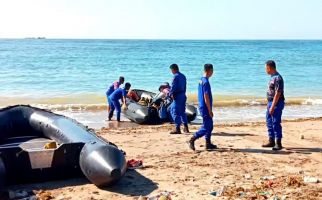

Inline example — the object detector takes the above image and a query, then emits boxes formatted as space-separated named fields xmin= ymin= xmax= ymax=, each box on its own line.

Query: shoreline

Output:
xmin=1 ymin=94 xmax=322 ymax=109
xmin=2 ymin=103 xmax=322 ymax=130
xmin=213 ymin=116 xmax=322 ymax=128
xmin=98 ymin=116 xmax=322 ymax=130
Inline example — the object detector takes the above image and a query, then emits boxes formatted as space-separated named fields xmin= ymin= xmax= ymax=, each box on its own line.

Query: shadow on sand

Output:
xmin=211 ymin=147 xmax=322 ymax=155
xmin=4 ymin=178 xmax=89 ymax=191
xmin=195 ymin=147 xmax=294 ymax=155
xmin=284 ymin=147 xmax=322 ymax=153
xmin=232 ymin=148 xmax=293 ymax=155
xmin=213 ymin=131 xmax=255 ymax=137
xmin=4 ymin=170 xmax=158 ymax=197
xmin=106 ymin=169 xmax=158 ymax=196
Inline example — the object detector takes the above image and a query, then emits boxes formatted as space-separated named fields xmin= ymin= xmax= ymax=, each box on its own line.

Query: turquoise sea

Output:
xmin=1 ymin=39 xmax=322 ymax=128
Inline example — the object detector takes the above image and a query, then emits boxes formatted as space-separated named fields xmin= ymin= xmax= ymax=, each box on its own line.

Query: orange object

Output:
xmin=127 ymin=159 xmax=143 ymax=169
xmin=127 ymin=91 xmax=140 ymax=102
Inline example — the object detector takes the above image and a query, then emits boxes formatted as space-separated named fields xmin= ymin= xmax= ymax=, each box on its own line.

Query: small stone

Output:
xmin=244 ymin=174 xmax=252 ymax=179
xmin=138 ymin=195 xmax=148 ymax=200
xmin=260 ymin=175 xmax=276 ymax=180
xmin=158 ymin=195 xmax=167 ymax=200
xmin=281 ymin=195 xmax=288 ymax=200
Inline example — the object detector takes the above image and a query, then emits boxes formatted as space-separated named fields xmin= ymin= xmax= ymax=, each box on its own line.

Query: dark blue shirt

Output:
xmin=109 ymin=88 xmax=127 ymax=101
xmin=267 ymin=72 xmax=285 ymax=102
xmin=169 ymin=72 xmax=187 ymax=99
xmin=106 ymin=81 xmax=120 ymax=96
xmin=198 ymin=77 xmax=212 ymax=116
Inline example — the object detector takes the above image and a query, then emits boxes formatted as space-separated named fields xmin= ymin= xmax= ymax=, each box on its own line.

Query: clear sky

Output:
xmin=0 ymin=0 xmax=322 ymax=39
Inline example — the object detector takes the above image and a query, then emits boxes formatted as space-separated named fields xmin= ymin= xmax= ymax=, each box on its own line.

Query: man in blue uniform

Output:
xmin=189 ymin=64 xmax=217 ymax=151
xmin=106 ymin=76 xmax=125 ymax=112
xmin=169 ymin=64 xmax=189 ymax=134
xmin=108 ymin=82 xmax=131 ymax=122
xmin=262 ymin=60 xmax=285 ymax=151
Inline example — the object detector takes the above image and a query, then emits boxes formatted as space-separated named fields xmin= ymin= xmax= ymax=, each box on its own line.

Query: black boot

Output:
xmin=108 ymin=112 xmax=113 ymax=121
xmin=205 ymin=139 xmax=217 ymax=151
xmin=262 ymin=138 xmax=275 ymax=148
xmin=170 ymin=127 xmax=181 ymax=134
xmin=272 ymin=139 xmax=283 ymax=151
xmin=188 ymin=136 xmax=196 ymax=151
xmin=183 ymin=124 xmax=189 ymax=133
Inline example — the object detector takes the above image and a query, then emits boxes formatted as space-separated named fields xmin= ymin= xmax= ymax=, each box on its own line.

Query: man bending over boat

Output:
xmin=127 ymin=90 xmax=140 ymax=102
xmin=151 ymin=82 xmax=171 ymax=107
xmin=159 ymin=82 xmax=171 ymax=97
xmin=106 ymin=76 xmax=125 ymax=112
xmin=108 ymin=82 xmax=131 ymax=122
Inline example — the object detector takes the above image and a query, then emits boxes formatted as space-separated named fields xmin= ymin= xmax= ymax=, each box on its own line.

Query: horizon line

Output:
xmin=0 ymin=37 xmax=322 ymax=41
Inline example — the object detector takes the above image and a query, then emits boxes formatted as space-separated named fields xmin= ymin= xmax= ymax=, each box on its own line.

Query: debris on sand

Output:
xmin=127 ymin=159 xmax=144 ymax=170
xmin=286 ymin=176 xmax=305 ymax=187
xmin=209 ymin=186 xmax=226 ymax=197
xmin=260 ymin=175 xmax=276 ymax=180
xmin=209 ymin=175 xmax=315 ymax=199
xmin=146 ymin=191 xmax=173 ymax=200
xmin=304 ymin=176 xmax=320 ymax=183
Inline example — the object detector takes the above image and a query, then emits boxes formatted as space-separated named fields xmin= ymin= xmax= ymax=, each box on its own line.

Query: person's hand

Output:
xmin=269 ymin=107 xmax=275 ymax=115
xmin=122 ymin=104 xmax=128 ymax=111
xmin=209 ymin=111 xmax=214 ymax=118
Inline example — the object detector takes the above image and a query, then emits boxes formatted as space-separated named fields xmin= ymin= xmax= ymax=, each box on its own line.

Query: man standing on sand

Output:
xmin=262 ymin=60 xmax=285 ymax=151
xmin=106 ymin=76 xmax=125 ymax=112
xmin=169 ymin=64 xmax=189 ymax=134
xmin=188 ymin=64 xmax=217 ymax=151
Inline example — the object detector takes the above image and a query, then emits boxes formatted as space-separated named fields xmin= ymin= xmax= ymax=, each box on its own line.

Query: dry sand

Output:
xmin=5 ymin=119 xmax=322 ymax=200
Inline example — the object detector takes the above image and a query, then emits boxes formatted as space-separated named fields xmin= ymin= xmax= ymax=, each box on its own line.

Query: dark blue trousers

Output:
xmin=108 ymin=98 xmax=121 ymax=121
xmin=266 ymin=101 xmax=285 ymax=139
xmin=194 ymin=115 xmax=213 ymax=140
xmin=170 ymin=97 xmax=188 ymax=128
xmin=106 ymin=94 xmax=112 ymax=106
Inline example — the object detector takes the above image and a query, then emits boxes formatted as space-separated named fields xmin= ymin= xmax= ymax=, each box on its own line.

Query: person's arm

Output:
xmin=134 ymin=92 xmax=140 ymax=101
xmin=121 ymin=96 xmax=128 ymax=110
xmin=122 ymin=90 xmax=128 ymax=109
xmin=203 ymin=82 xmax=213 ymax=117
xmin=169 ymin=76 xmax=178 ymax=98
xmin=269 ymin=92 xmax=281 ymax=115
xmin=269 ymin=76 xmax=283 ymax=115
xmin=204 ymin=93 xmax=213 ymax=117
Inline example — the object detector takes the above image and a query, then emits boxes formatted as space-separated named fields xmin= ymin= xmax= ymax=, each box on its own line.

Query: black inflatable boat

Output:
xmin=123 ymin=89 xmax=197 ymax=124
xmin=0 ymin=105 xmax=126 ymax=187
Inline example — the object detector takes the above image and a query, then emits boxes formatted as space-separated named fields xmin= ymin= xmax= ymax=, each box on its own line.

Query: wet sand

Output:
xmin=5 ymin=119 xmax=322 ymax=200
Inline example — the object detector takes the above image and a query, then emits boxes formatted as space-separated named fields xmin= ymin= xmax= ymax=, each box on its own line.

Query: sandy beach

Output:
xmin=4 ymin=118 xmax=322 ymax=200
